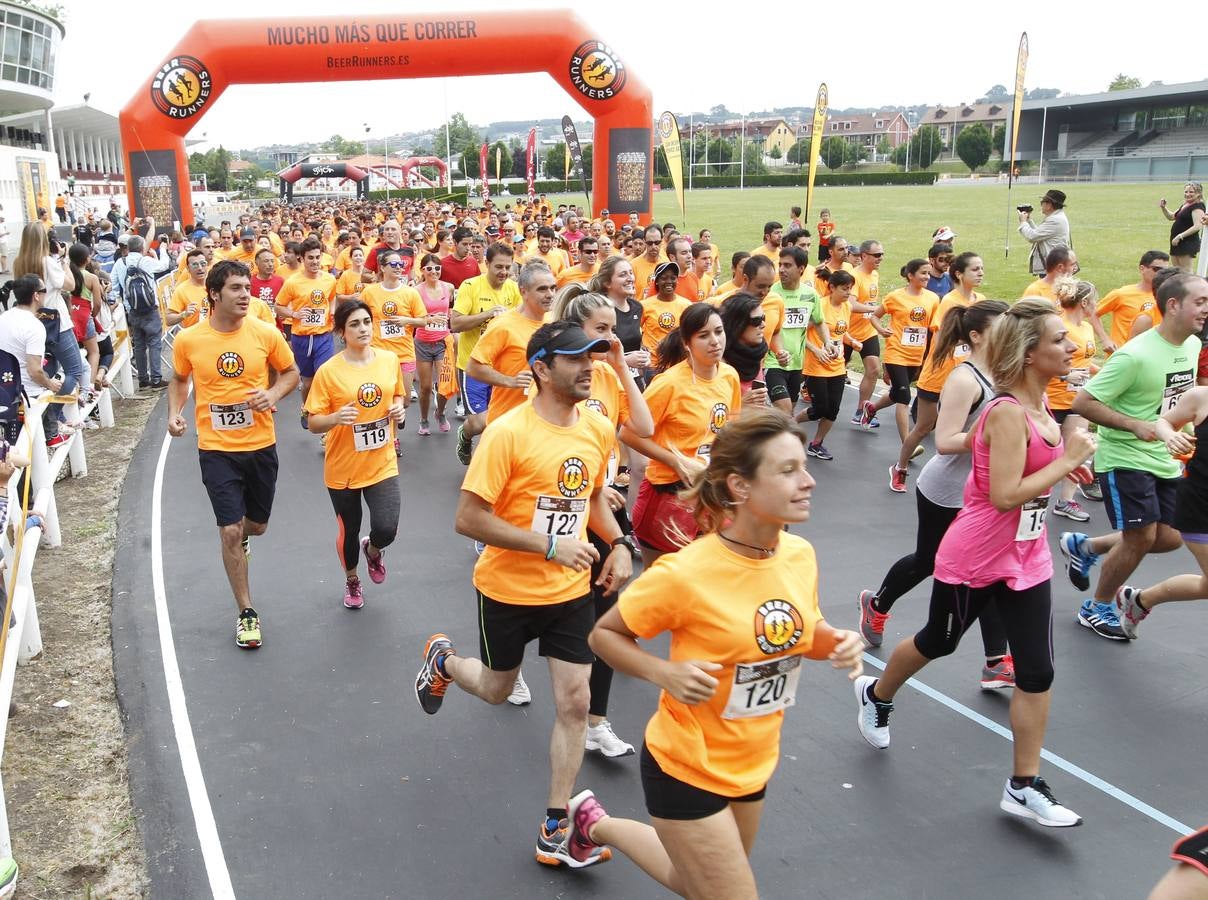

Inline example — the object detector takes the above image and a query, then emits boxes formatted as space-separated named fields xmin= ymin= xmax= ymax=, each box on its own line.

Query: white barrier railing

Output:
xmin=0 ymin=327 xmax=134 ymax=886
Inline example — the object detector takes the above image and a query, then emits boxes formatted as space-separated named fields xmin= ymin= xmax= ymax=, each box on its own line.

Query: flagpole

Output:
xmin=1006 ymin=32 xmax=1029 ymax=259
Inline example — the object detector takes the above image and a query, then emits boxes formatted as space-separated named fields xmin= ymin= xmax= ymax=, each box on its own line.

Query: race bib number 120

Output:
xmin=722 ymin=656 xmax=802 ymax=720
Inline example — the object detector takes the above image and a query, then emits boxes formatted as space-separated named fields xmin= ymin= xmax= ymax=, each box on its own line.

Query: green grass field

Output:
xmin=545 ymin=182 xmax=1190 ymax=300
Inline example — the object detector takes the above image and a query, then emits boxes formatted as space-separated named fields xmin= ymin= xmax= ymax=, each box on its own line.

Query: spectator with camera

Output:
xmin=1018 ymin=189 xmax=1071 ymax=275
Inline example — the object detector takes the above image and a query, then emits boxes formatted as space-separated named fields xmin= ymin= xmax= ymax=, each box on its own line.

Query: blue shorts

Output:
xmin=458 ymin=368 xmax=492 ymax=415
xmin=290 ymin=332 xmax=335 ymax=378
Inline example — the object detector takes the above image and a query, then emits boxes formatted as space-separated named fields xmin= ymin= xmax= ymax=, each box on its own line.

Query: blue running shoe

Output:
xmin=1059 ymin=532 xmax=1098 ymax=592
xmin=1077 ymin=599 xmax=1128 ymax=641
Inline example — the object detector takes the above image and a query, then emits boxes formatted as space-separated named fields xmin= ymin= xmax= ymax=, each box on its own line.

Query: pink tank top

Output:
xmin=933 ymin=395 xmax=1062 ymax=591
xmin=415 ymin=282 xmax=451 ymax=342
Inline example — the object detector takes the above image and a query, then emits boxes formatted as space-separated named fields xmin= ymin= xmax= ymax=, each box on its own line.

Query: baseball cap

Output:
xmin=653 ymin=260 xmax=681 ymax=280
xmin=932 ymin=226 xmax=956 ymax=242
xmin=117 ymin=233 xmax=130 ymax=246
xmin=527 ymin=324 xmax=611 ymax=366
xmin=239 ymin=226 xmax=256 ymax=240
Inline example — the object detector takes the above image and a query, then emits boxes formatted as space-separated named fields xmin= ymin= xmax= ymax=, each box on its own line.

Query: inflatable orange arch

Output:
xmin=118 ymin=11 xmax=652 ymax=225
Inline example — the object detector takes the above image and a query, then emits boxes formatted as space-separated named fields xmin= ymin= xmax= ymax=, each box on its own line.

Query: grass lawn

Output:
xmin=541 ymin=182 xmax=1189 ymax=301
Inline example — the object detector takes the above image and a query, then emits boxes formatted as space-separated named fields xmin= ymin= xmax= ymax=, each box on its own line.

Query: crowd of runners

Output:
xmin=153 ymin=183 xmax=1208 ymax=898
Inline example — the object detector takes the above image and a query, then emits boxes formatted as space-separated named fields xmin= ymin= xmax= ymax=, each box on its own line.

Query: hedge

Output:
xmin=652 ymin=172 xmax=936 ymax=189
xmin=364 ymin=188 xmax=470 ymax=204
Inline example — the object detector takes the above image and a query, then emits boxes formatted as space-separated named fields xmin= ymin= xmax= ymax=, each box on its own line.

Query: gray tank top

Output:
xmin=915 ymin=361 xmax=995 ymax=508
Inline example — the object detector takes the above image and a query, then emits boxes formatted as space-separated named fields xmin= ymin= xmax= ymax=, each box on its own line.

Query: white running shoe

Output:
xmin=999 ymin=776 xmax=1082 ymax=827
xmin=585 ymin=720 xmax=635 ymax=757
xmin=507 ymin=671 xmax=532 ymax=706
xmin=854 ymin=675 xmax=891 ymax=749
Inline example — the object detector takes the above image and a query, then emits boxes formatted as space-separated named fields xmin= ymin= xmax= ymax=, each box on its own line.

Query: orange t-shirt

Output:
xmin=640 ymin=296 xmax=693 ymax=354
xmin=642 ymin=360 xmax=742 ymax=485
xmin=916 ymin=289 xmax=982 ymax=394
xmin=169 ymin=281 xmax=208 ymax=329
xmin=583 ymin=361 xmax=630 ymax=430
xmin=1021 ymin=278 xmax=1059 ymax=307
xmin=462 ymin=402 xmax=613 ymax=606
xmin=470 ymin=310 xmax=545 ymax=423
xmin=171 ymin=318 xmax=295 ymax=452
xmin=304 ymin=348 xmax=405 ymax=489
xmin=335 ymin=268 xmax=367 ymax=299
xmin=362 ymin=282 xmax=426 ymax=363
xmin=277 ymin=271 xmax=337 ymax=336
xmin=1097 ymin=285 xmax=1161 ymax=349
xmin=1047 ymin=316 xmax=1096 ymax=411
xmin=531 ymin=247 xmax=569 ymax=277
xmin=880 ymin=288 xmax=939 ymax=367
xmin=643 ymin=272 xmax=699 ymax=303
xmin=630 ymin=254 xmax=662 ymax=298
xmin=555 ymin=264 xmax=598 ymax=288
xmin=803 ymin=299 xmax=851 ymax=378
xmin=760 ymin=293 xmax=784 ymax=347
xmin=619 ymin=532 xmax=826 ymax=796
xmin=248 ymin=297 xmax=276 ymax=326
xmin=849 ymin=268 xmax=880 ymax=341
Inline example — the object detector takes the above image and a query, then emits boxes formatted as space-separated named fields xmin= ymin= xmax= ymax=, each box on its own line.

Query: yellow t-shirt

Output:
xmin=640 ymin=296 xmax=693 ymax=355
xmin=555 ymin=264 xmax=598 ymax=288
xmin=249 ymin=298 xmax=276 ymax=326
xmin=916 ymin=290 xmax=982 ymax=394
xmin=452 ymin=274 xmax=523 ymax=370
xmin=335 ymin=268 xmax=367 ymax=300
xmin=470 ymin=310 xmax=545 ymax=423
xmin=642 ymin=360 xmax=742 ymax=485
xmin=362 ymin=282 xmax=426 ymax=363
xmin=1047 ymin=316 xmax=1096 ymax=411
xmin=849 ymin=268 xmax=880 ymax=341
xmin=304 ymin=349 xmax=405 ymax=489
xmin=630 ymin=254 xmax=663 ymax=298
xmin=531 ymin=247 xmax=569 ymax=277
xmin=169 ymin=281 xmax=208 ymax=329
xmin=619 ymin=532 xmax=828 ymax=796
xmin=171 ymin=318 xmax=295 ymax=452
xmin=1097 ymin=285 xmax=1161 ymax=349
xmin=277 ymin=271 xmax=337 ymax=336
xmin=881 ymin=289 xmax=939 ymax=367
xmin=1021 ymin=278 xmax=1059 ymax=306
xmin=803 ymin=299 xmax=851 ymax=378
xmin=462 ymin=402 xmax=613 ymax=606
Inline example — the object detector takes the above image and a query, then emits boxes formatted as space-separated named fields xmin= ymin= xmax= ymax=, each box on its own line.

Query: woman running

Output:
xmin=413 ymin=252 xmax=454 ymax=435
xmin=335 ymin=246 xmax=367 ymax=303
xmin=1049 ymin=277 xmax=1100 ymax=523
xmin=857 ymin=300 xmax=1016 ymax=688
xmin=561 ymin=410 xmax=864 ymax=897
xmin=1116 ymin=384 xmax=1208 ymax=638
xmin=718 ymin=293 xmax=770 ymax=407
xmin=861 ymin=259 xmax=939 ymax=485
xmin=895 ymin=252 xmax=985 ymax=483
xmin=801 ymin=270 xmax=857 ymax=460
xmin=855 ymin=299 xmax=1095 ymax=828
xmin=305 ymin=300 xmax=407 ymax=609
xmin=549 ymin=288 xmax=654 ymax=757
xmin=622 ymin=303 xmax=741 ymax=568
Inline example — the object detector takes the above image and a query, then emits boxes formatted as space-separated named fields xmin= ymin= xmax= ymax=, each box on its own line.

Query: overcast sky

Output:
xmin=54 ymin=1 xmax=1205 ymax=150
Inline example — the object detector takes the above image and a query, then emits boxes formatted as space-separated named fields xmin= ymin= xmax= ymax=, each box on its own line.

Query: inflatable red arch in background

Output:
xmin=118 ymin=11 xmax=653 ymax=226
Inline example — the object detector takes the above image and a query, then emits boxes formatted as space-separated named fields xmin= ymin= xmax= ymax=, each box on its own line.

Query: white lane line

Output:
xmin=861 ymin=653 xmax=1194 ymax=836
xmin=151 ymin=425 xmax=237 ymax=899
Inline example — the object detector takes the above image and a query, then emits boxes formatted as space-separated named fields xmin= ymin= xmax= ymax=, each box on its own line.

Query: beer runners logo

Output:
xmin=656 ymin=111 xmax=675 ymax=142
xmin=558 ymin=456 xmax=588 ymax=498
xmin=569 ymin=40 xmax=626 ymax=100
xmin=709 ymin=402 xmax=729 ymax=434
xmin=657 ymin=310 xmax=676 ymax=331
xmin=584 ymin=398 xmax=607 ymax=417
xmin=217 ymin=352 xmax=244 ymax=378
xmin=382 ymin=300 xmax=398 ymax=317
xmin=754 ymin=600 xmax=804 ymax=655
xmin=909 ymin=306 xmax=927 ymax=323
xmin=151 ymin=56 xmax=212 ymax=119
xmin=357 ymin=383 xmax=383 ymax=408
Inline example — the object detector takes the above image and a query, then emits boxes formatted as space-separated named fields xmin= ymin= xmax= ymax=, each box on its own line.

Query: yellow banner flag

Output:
xmin=805 ymin=83 xmax=828 ymax=223
xmin=657 ymin=111 xmax=686 ymax=225
xmin=494 ymin=145 xmax=501 ymax=186
xmin=1009 ymin=33 xmax=1028 ymax=186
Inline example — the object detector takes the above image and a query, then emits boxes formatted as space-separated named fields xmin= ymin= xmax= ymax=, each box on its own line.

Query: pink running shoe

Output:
xmin=567 ymin=790 xmax=612 ymax=866
xmin=362 ymin=536 xmax=386 ymax=584
xmin=344 ymin=576 xmax=364 ymax=610
xmin=438 ymin=415 xmax=451 ymax=433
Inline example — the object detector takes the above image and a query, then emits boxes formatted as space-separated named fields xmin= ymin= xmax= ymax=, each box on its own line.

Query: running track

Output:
xmin=113 ymin=388 xmax=1207 ymax=899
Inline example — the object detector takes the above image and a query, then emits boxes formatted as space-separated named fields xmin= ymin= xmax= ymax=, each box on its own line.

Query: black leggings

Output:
xmin=884 ymin=363 xmax=919 ymax=406
xmin=875 ymin=489 xmax=1008 ymax=659
xmin=327 ymin=476 xmax=400 ymax=573
xmin=587 ymin=505 xmax=632 ymax=718
xmin=913 ymin=578 xmax=1054 ymax=694
xmin=805 ymin=374 xmax=846 ymax=422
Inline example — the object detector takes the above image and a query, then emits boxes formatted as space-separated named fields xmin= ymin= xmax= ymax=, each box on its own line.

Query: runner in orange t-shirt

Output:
xmin=304 ymin=300 xmax=406 ymax=610
xmin=574 ymin=410 xmax=862 ymax=892
xmin=413 ymin=320 xmax=632 ymax=869
xmin=848 ymin=241 xmax=891 ymax=426
xmin=639 ymin=262 xmax=693 ymax=368
xmin=167 ymin=259 xmax=300 ymax=650
xmin=274 ymin=236 xmax=337 ymax=426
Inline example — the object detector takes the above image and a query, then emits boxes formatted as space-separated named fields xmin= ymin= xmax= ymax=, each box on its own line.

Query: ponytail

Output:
xmin=929 ymin=298 xmax=1009 ymax=363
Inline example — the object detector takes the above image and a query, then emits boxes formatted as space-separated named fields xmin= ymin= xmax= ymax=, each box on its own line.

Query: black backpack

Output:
xmin=0 ymin=346 xmax=27 ymax=424
xmin=123 ymin=259 xmax=157 ymax=315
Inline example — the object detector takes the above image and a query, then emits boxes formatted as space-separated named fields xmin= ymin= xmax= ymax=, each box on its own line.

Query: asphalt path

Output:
xmin=112 ymin=385 xmax=1207 ymax=899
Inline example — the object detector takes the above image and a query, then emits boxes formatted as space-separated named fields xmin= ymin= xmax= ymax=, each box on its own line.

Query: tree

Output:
xmin=786 ymin=139 xmax=809 ymax=166
xmin=1109 ymin=74 xmax=1142 ymax=91
xmin=909 ymin=126 xmax=943 ymax=170
xmin=982 ymin=84 xmax=1010 ymax=101
xmin=955 ymin=124 xmax=993 ymax=172
xmin=890 ymin=143 xmax=908 ymax=167
xmin=321 ymin=134 xmax=363 ymax=158
xmin=769 ymin=145 xmax=783 ymax=161
xmin=443 ymin=112 xmax=480 ymax=157
xmin=544 ymin=143 xmax=567 ymax=181
xmin=740 ymin=141 xmax=767 ymax=176
xmin=1025 ymin=87 xmax=1061 ymax=100
xmin=487 ymin=141 xmax=512 ymax=182
xmin=875 ymin=136 xmax=892 ymax=158
xmin=820 ymin=136 xmax=847 ymax=169
xmin=459 ymin=147 xmax=480 ymax=179
xmin=992 ymin=125 xmax=1006 ymax=155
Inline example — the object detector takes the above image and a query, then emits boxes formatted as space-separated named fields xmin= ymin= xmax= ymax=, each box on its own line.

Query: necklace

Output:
xmin=719 ymin=531 xmax=777 ymax=558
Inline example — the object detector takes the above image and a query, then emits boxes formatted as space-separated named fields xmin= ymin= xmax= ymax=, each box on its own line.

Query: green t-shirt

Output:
xmin=1084 ymin=327 xmax=1199 ymax=478
xmin=766 ymin=282 xmax=822 ymax=372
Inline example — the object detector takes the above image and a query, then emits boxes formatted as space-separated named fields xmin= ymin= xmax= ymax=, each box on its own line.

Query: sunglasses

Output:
xmin=934 ymin=256 xmax=953 ymax=264
xmin=386 ymin=261 xmax=406 ymax=268
xmin=748 ymin=315 xmax=766 ymax=326
xmin=422 ymin=265 xmax=441 ymax=272
xmin=865 ymin=252 xmax=885 ymax=258
xmin=581 ymin=248 xmax=599 ymax=255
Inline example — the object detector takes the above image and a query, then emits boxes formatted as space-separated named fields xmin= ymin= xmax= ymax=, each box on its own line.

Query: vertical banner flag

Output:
xmin=479 ymin=142 xmax=489 ymax=201
xmin=1008 ymin=32 xmax=1028 ymax=189
xmin=525 ymin=127 xmax=537 ymax=201
xmin=657 ymin=111 xmax=686 ymax=225
xmin=494 ymin=145 xmax=502 ymax=190
xmin=805 ymin=83 xmax=828 ymax=223
xmin=564 ymin=142 xmax=571 ymax=184
xmin=561 ymin=115 xmax=592 ymax=211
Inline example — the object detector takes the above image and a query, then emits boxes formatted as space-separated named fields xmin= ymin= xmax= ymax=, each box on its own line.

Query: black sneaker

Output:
xmin=149 ymin=379 xmax=168 ymax=390
xmin=300 ymin=410 xmax=310 ymax=432
xmin=415 ymin=633 xmax=454 ymax=715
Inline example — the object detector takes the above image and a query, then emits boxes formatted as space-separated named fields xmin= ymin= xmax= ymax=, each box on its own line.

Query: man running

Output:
xmin=1096 ymin=250 xmax=1171 ymax=349
xmin=167 ymin=260 xmax=300 ymax=648
xmin=750 ymin=221 xmax=783 ymax=261
xmin=275 ymin=237 xmax=337 ymax=428
xmin=1063 ymin=273 xmax=1208 ymax=640
xmin=414 ymin=320 xmax=632 ymax=867
xmin=849 ymin=240 xmax=891 ymax=426
xmin=439 ymin=226 xmax=480 ymax=291
xmin=764 ymin=246 xmax=821 ymax=415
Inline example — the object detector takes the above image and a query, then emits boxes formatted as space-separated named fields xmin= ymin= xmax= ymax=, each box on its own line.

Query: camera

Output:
xmin=1017 ymin=205 xmax=1033 ymax=214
